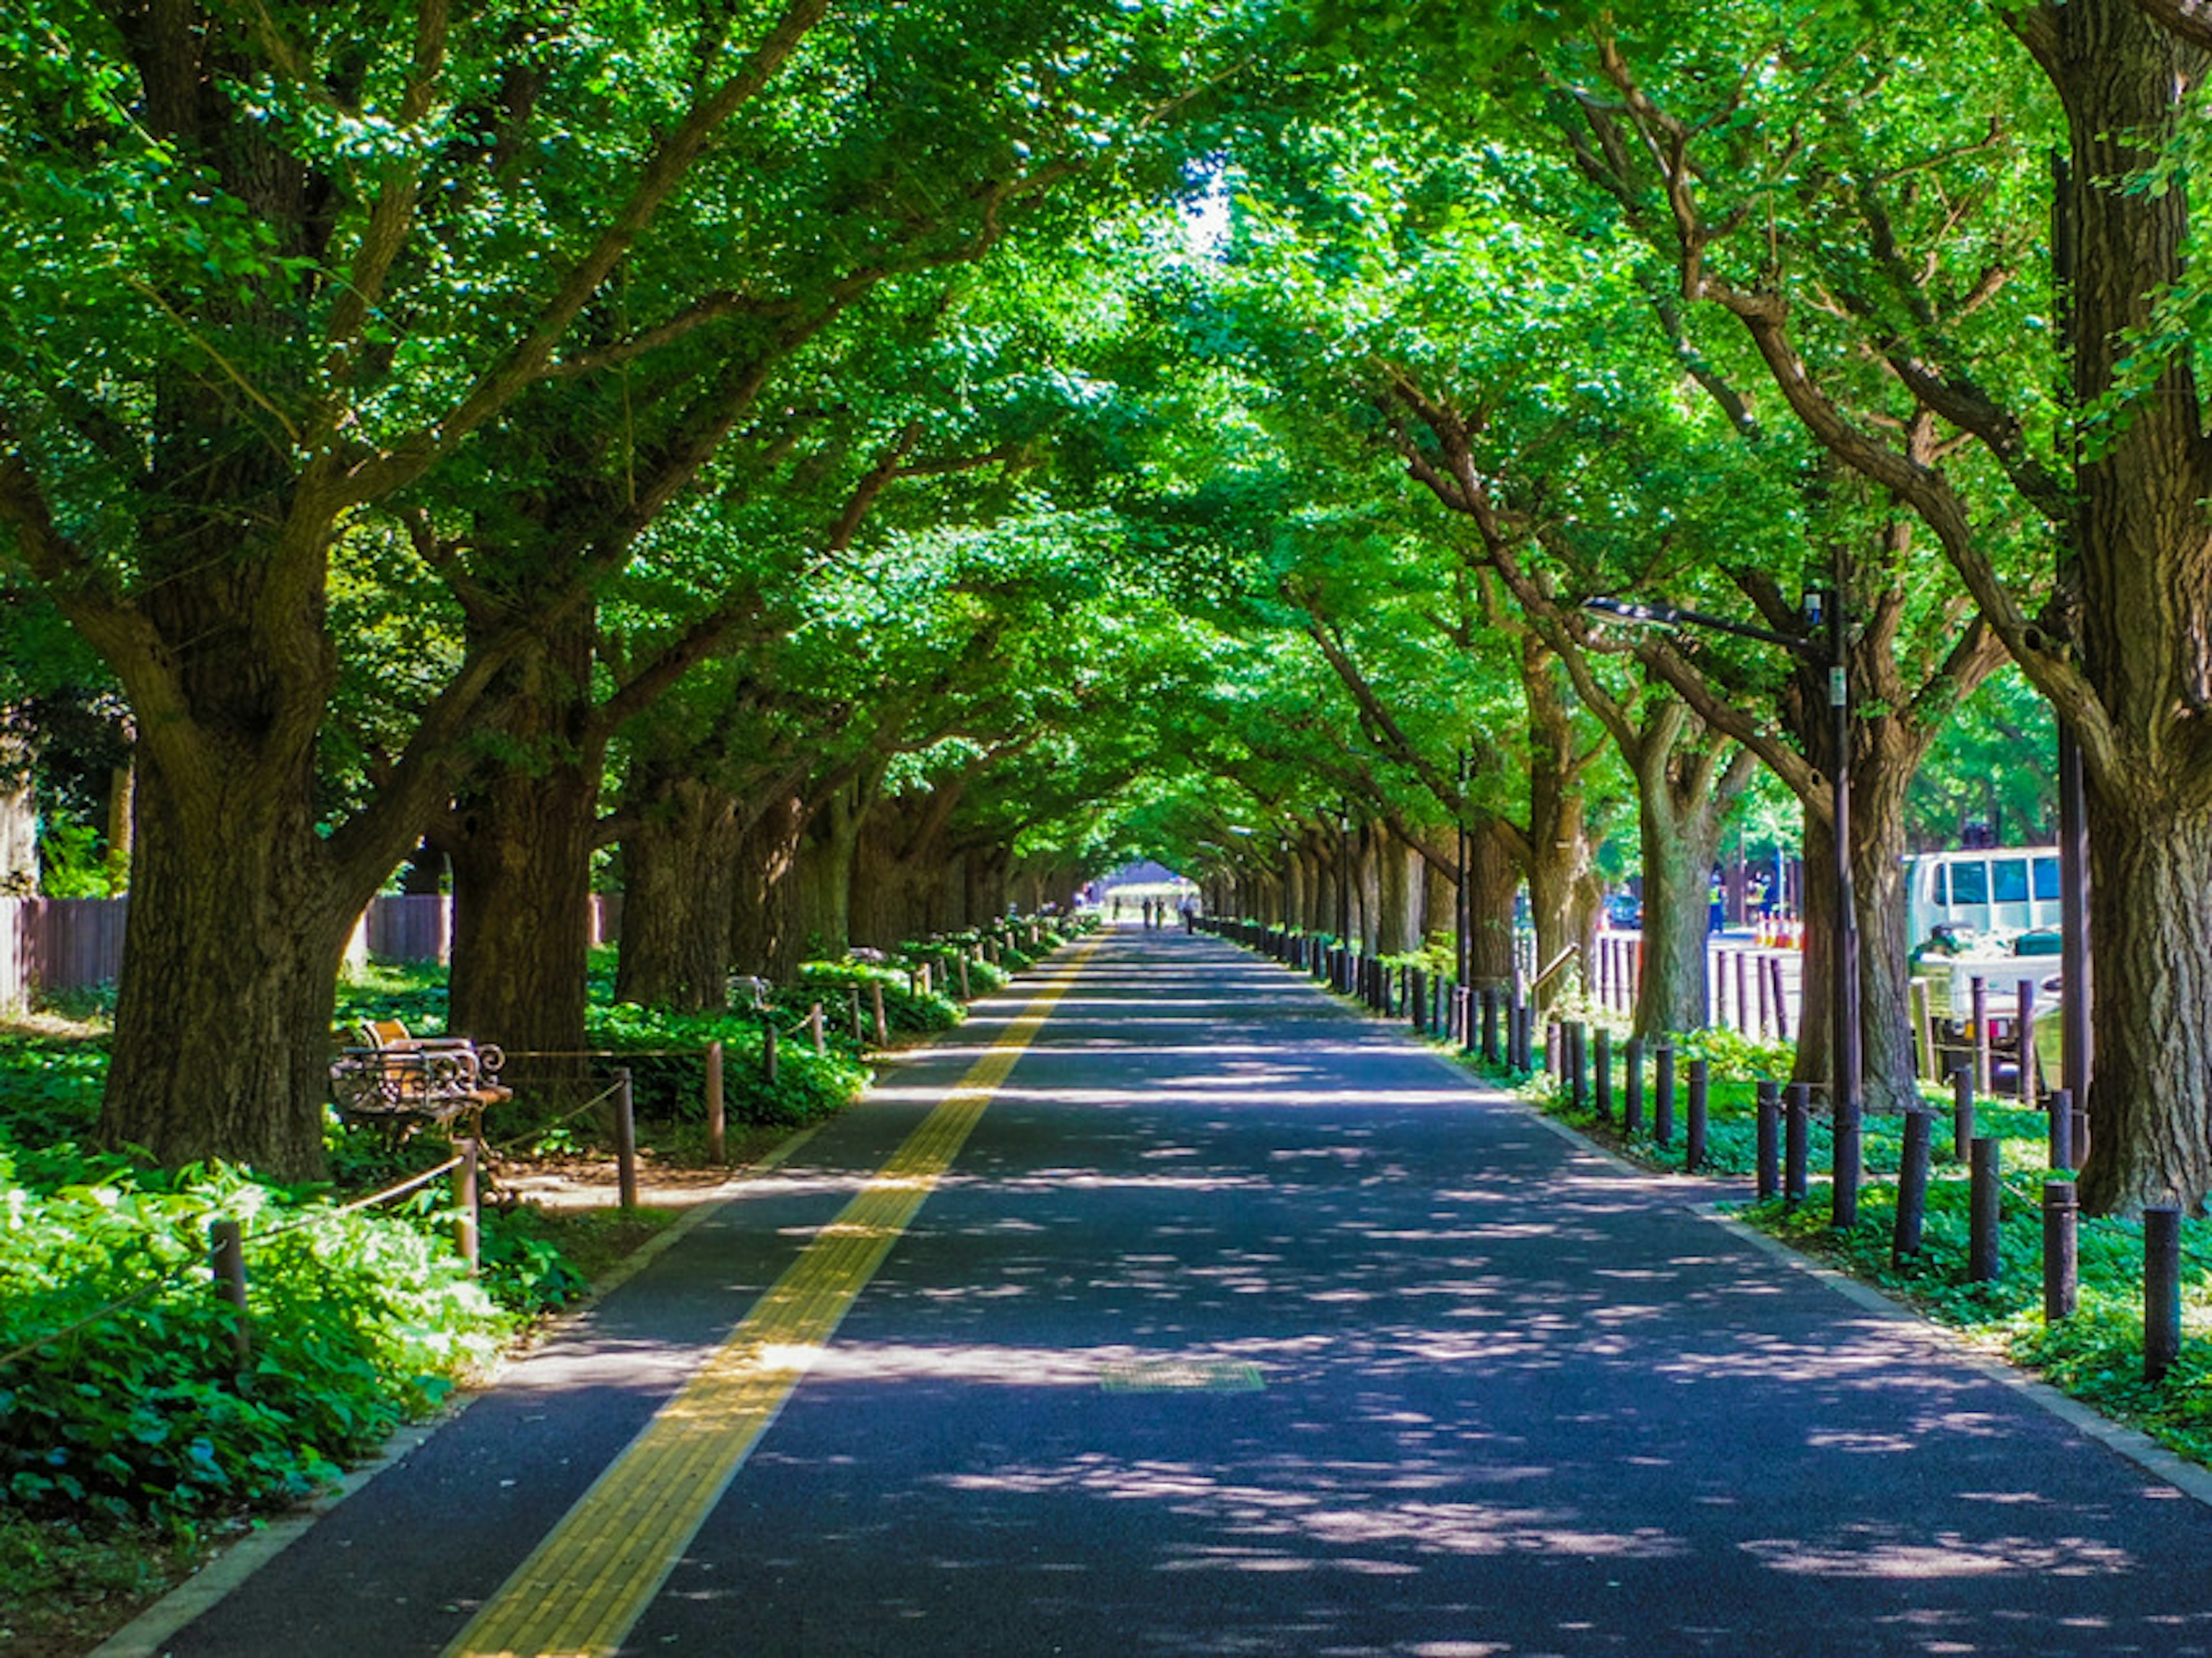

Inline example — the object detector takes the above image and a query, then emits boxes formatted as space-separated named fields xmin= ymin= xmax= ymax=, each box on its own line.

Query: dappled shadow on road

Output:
xmin=618 ymin=934 xmax=2212 ymax=1656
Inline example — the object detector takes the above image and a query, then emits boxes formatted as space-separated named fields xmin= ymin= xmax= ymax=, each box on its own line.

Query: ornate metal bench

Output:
xmin=329 ymin=1018 xmax=512 ymax=1140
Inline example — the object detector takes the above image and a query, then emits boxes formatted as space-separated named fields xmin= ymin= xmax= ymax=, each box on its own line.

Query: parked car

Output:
xmin=1603 ymin=893 xmax=1642 ymax=929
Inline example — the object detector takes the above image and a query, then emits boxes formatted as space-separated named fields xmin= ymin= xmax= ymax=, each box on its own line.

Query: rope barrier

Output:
xmin=1 ymin=1148 xmax=473 ymax=1371
xmin=487 ymin=1075 xmax=628 ymax=1156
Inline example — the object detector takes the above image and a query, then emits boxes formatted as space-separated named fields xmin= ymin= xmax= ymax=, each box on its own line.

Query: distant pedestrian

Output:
xmin=1179 ymin=895 xmax=1197 ymax=934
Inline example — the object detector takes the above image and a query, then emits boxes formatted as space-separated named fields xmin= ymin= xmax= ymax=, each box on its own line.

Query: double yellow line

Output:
xmin=448 ymin=939 xmax=1097 ymax=1658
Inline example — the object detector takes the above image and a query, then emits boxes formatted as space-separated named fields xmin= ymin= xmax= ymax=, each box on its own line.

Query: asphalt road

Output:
xmin=124 ymin=925 xmax=2212 ymax=1656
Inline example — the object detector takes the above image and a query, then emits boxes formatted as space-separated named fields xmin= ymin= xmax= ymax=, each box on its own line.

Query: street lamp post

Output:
xmin=1338 ymin=802 xmax=1353 ymax=948
xmin=1457 ymin=746 xmax=1473 ymax=995
xmin=1586 ymin=591 xmax=1862 ymax=1228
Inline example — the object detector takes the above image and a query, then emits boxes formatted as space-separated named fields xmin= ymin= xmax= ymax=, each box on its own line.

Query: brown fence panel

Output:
xmin=26 ymin=897 xmax=129 ymax=991
xmin=365 ymin=894 xmax=452 ymax=963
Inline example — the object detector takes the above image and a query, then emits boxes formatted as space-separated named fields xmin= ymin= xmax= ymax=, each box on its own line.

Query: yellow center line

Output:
xmin=445 ymin=938 xmax=1099 ymax=1658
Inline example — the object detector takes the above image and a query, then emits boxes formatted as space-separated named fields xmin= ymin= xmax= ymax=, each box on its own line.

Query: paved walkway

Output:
xmin=121 ymin=927 xmax=2212 ymax=1655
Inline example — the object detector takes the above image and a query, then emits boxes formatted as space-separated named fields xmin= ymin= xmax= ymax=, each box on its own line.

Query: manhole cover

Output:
xmin=1099 ymin=1360 xmax=1264 ymax=1394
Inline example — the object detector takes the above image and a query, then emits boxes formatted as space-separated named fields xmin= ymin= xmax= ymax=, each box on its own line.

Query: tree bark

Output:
xmin=445 ymin=618 xmax=601 ymax=1062
xmin=1520 ymin=637 xmax=1592 ymax=1011
xmin=1465 ymin=821 xmax=1520 ymax=988
xmin=2037 ymin=0 xmax=2212 ymax=1212
xmin=97 ymin=758 xmax=356 ymax=1178
xmin=615 ymin=775 xmax=743 ymax=1010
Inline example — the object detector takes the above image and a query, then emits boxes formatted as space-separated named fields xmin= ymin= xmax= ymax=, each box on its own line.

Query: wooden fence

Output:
xmin=0 ymin=893 xmax=626 ymax=1008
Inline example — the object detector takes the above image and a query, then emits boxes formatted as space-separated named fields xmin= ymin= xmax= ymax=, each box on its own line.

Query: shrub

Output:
xmin=0 ymin=1158 xmax=507 ymax=1526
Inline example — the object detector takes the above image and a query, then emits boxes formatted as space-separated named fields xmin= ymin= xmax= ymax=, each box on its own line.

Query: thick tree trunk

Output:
xmin=99 ymin=760 xmax=356 ymax=1177
xmin=1376 ymin=830 xmax=1415 ymax=955
xmin=1636 ymin=806 xmax=1713 ymax=1040
xmin=794 ymin=786 xmax=863 ymax=962
xmin=1419 ymin=848 xmax=1456 ymax=942
xmin=1283 ymin=847 xmax=1309 ymax=931
xmin=2036 ymin=0 xmax=2212 ymax=1212
xmin=1628 ymin=722 xmax=1745 ymax=1041
xmin=2078 ymin=799 xmax=2212 ymax=1211
xmin=446 ymin=754 xmax=597 ymax=1058
xmin=616 ymin=776 xmax=743 ymax=1011
xmin=446 ymin=609 xmax=601 ymax=1058
xmin=734 ymin=796 xmax=806 ymax=978
xmin=1465 ymin=822 xmax=1519 ymax=988
xmin=1851 ymin=754 xmax=1923 ymax=1117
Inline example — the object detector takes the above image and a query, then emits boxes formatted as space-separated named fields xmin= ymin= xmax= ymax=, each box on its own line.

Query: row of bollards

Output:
xmin=1214 ymin=920 xmax=2189 ymax=1387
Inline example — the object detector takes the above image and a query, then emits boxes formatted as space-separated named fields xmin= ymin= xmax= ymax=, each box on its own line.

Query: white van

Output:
xmin=1903 ymin=846 xmax=2062 ymax=948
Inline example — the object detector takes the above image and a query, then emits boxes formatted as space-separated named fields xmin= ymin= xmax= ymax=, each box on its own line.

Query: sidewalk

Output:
xmin=118 ymin=927 xmax=2212 ymax=1655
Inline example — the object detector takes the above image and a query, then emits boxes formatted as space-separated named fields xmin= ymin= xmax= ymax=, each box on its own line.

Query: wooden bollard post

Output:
xmin=810 ymin=1002 xmax=826 ymax=1055
xmin=870 ymin=981 xmax=889 ymax=1047
xmin=2146 ymin=1205 xmax=2183 ymax=1382
xmin=1569 ymin=1020 xmax=1588 ymax=1112
xmin=763 ymin=1021 xmax=779 ymax=1087
xmin=1832 ymin=1081 xmax=1861 ymax=1233
xmin=1770 ymin=954 xmax=1790 ymax=1041
xmin=2015 ymin=980 xmax=2036 ymax=1101
xmin=1784 ymin=1082 xmax=1810 ymax=1208
xmin=1594 ymin=1027 xmax=1613 ymax=1124
xmin=848 ymin=987 xmax=863 ymax=1044
xmin=615 ymin=1067 xmax=639 ymax=1211
xmin=1951 ymin=1065 xmax=1975 ymax=1163
xmin=1756 ymin=952 xmax=1774 ymax=1039
xmin=1685 ymin=1057 xmax=1709 ymax=1171
xmin=1654 ymin=1043 xmax=1676 ymax=1147
xmin=1971 ymin=975 xmax=1991 ymax=1095
xmin=210 ymin=1219 xmax=252 ymax=1377
xmin=1968 ymin=1136 xmax=2002 ymax=1283
xmin=1891 ymin=1109 xmax=1931 ymax=1264
xmin=2049 ymin=1086 xmax=2074 ymax=1173
xmin=454 ymin=1137 xmax=482 ymax=1273
xmin=1911 ymin=978 xmax=1934 ymax=1078
xmin=1733 ymin=951 xmax=1749 ymax=1035
xmin=1623 ymin=1038 xmax=1644 ymax=1137
xmin=957 ymin=954 xmax=971 ymax=1001
xmin=2043 ymin=1180 xmax=2078 ymax=1324
xmin=1755 ymin=1079 xmax=1781 ymax=1201
xmin=706 ymin=1039 xmax=726 ymax=1163
xmin=919 ymin=961 xmax=933 ymax=999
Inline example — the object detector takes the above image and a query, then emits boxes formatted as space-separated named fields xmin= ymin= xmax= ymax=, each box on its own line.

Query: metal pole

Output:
xmin=1457 ymin=747 xmax=1473 ymax=995
xmin=1339 ymin=802 xmax=1353 ymax=947
xmin=1828 ymin=586 xmax=1863 ymax=1231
